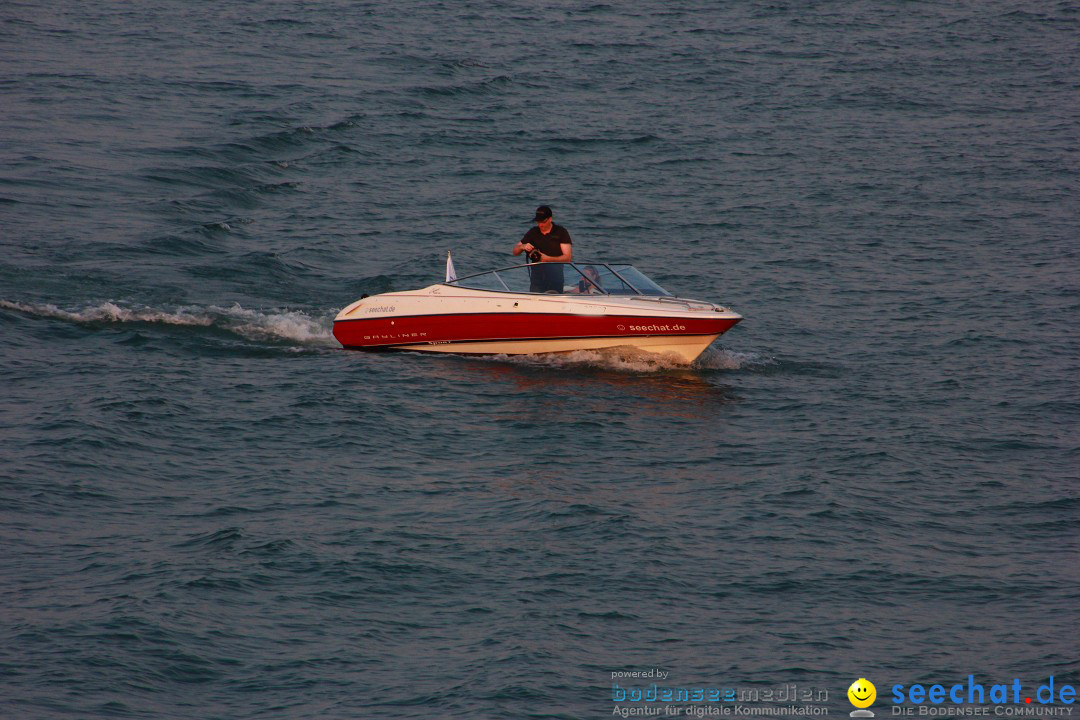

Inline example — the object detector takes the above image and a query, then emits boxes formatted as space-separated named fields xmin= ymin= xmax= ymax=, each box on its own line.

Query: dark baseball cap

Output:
xmin=532 ymin=205 xmax=553 ymax=222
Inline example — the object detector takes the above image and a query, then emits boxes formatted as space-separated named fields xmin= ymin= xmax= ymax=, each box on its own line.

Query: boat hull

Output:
xmin=379 ymin=333 xmax=722 ymax=363
xmin=333 ymin=311 xmax=740 ymax=363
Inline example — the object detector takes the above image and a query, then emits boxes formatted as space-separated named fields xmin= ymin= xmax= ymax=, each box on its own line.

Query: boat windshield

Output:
xmin=446 ymin=263 xmax=673 ymax=297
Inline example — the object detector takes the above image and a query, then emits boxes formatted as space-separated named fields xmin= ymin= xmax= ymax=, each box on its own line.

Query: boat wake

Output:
xmin=0 ymin=300 xmax=337 ymax=347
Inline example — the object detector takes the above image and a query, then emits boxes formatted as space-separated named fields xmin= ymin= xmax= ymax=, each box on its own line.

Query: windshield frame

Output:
xmin=444 ymin=262 xmax=672 ymax=297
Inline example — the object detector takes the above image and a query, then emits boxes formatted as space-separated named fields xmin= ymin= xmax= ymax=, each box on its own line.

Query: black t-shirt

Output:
xmin=521 ymin=224 xmax=572 ymax=258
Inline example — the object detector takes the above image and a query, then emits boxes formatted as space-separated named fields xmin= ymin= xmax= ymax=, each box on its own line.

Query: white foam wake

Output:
xmin=0 ymin=300 xmax=337 ymax=346
xmin=0 ymin=300 xmax=213 ymax=327
xmin=211 ymin=305 xmax=336 ymax=345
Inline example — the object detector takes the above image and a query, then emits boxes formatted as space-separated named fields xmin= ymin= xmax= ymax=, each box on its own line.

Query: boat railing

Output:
xmin=626 ymin=295 xmax=717 ymax=311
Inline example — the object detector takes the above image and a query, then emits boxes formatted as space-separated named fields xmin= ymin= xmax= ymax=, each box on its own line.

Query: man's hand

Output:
xmin=518 ymin=242 xmax=542 ymax=262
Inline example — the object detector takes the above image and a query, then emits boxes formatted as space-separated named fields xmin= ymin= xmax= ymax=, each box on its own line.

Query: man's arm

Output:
xmin=540 ymin=242 xmax=572 ymax=262
xmin=512 ymin=233 xmax=534 ymax=256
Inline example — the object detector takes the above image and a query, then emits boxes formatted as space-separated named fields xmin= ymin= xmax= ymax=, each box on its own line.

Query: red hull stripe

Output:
xmin=333 ymin=312 xmax=740 ymax=349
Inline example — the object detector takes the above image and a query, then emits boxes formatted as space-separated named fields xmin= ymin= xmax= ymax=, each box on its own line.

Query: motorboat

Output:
xmin=332 ymin=258 xmax=742 ymax=363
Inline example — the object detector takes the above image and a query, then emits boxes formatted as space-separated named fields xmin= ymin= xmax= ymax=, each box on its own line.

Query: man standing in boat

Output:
xmin=513 ymin=205 xmax=573 ymax=293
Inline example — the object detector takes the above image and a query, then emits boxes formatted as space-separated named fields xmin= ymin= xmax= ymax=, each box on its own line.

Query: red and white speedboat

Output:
xmin=333 ymin=259 xmax=741 ymax=363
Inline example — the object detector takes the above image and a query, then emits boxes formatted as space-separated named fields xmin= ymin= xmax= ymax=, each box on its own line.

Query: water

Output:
xmin=2 ymin=1 xmax=1078 ymax=718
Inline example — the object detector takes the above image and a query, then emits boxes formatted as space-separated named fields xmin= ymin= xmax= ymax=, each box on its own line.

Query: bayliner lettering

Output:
xmin=628 ymin=324 xmax=686 ymax=332
xmin=363 ymin=332 xmax=427 ymax=340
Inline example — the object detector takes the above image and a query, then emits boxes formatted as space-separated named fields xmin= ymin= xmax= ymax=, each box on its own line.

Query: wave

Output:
xmin=695 ymin=347 xmax=774 ymax=371
xmin=0 ymin=300 xmax=336 ymax=347
xmin=416 ymin=75 xmax=514 ymax=97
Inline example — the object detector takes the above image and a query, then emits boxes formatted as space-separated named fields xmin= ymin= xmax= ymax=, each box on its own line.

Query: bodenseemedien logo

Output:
xmin=848 ymin=678 xmax=877 ymax=718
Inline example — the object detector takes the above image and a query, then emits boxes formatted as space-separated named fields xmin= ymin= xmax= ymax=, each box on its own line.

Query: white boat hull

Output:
xmin=387 ymin=333 xmax=721 ymax=363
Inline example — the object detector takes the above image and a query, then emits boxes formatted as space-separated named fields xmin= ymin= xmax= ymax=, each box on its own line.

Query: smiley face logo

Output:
xmin=848 ymin=678 xmax=876 ymax=709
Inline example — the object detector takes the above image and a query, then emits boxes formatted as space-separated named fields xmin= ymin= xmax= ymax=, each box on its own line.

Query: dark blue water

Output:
xmin=2 ymin=1 xmax=1078 ymax=718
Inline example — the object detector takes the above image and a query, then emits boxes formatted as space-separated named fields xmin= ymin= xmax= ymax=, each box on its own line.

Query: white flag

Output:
xmin=445 ymin=250 xmax=457 ymax=282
